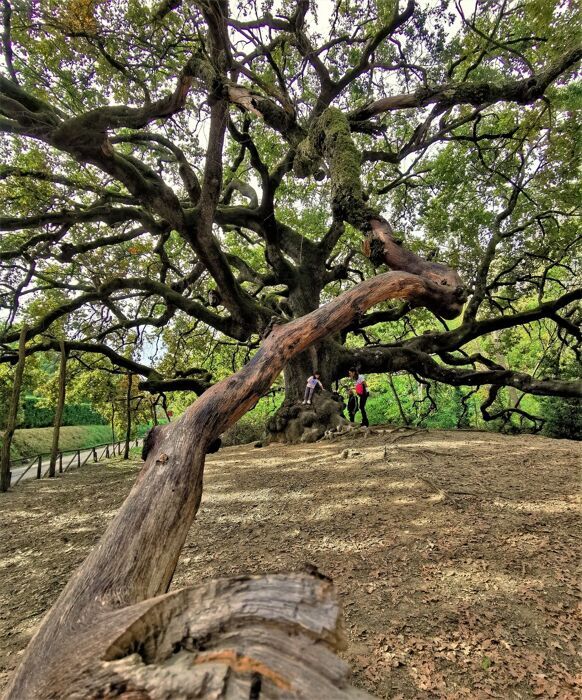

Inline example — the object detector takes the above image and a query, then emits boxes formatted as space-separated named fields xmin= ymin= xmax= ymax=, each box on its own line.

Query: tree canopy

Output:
xmin=0 ymin=0 xmax=580 ymax=425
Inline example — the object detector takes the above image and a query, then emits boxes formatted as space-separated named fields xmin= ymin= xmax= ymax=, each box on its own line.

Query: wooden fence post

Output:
xmin=59 ymin=453 xmax=63 ymax=473
xmin=93 ymin=448 xmax=97 ymax=462
xmin=77 ymin=450 xmax=81 ymax=469
xmin=36 ymin=455 xmax=42 ymax=480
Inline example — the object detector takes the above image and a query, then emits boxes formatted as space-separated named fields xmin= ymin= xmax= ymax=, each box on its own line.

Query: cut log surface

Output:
xmin=41 ymin=573 xmax=375 ymax=699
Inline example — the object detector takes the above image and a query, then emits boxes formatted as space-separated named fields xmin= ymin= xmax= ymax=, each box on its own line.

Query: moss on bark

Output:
xmin=294 ymin=107 xmax=377 ymax=230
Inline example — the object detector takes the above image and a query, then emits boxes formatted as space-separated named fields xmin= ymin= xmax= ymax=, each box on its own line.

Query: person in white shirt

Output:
xmin=302 ymin=371 xmax=324 ymax=404
xmin=348 ymin=367 xmax=369 ymax=426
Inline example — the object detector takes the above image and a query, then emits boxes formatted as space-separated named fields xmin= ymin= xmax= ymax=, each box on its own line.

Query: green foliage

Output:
xmin=541 ymin=397 xmax=582 ymax=440
xmin=221 ymin=393 xmax=284 ymax=446
xmin=360 ymin=377 xmax=483 ymax=430
xmin=21 ymin=397 xmax=107 ymax=429
xmin=0 ymin=0 xmax=579 ymax=444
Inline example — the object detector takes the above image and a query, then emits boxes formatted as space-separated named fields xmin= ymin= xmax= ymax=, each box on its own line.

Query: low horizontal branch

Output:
xmin=343 ymin=345 xmax=582 ymax=399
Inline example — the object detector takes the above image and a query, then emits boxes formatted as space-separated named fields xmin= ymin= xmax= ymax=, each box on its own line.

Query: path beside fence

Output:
xmin=9 ymin=438 xmax=143 ymax=488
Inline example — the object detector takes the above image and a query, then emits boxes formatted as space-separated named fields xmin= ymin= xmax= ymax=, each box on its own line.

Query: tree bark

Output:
xmin=0 ymin=326 xmax=27 ymax=492
xmin=283 ymin=342 xmax=342 ymax=403
xmin=283 ymin=354 xmax=314 ymax=404
xmin=48 ymin=340 xmax=67 ymax=478
xmin=5 ymin=270 xmax=456 ymax=698
xmin=123 ymin=373 xmax=132 ymax=460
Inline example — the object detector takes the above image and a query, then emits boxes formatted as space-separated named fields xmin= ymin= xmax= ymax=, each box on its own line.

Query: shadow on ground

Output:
xmin=0 ymin=430 xmax=579 ymax=698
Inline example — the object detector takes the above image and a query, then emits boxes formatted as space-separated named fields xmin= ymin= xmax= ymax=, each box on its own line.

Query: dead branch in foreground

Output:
xmin=5 ymin=271 xmax=453 ymax=698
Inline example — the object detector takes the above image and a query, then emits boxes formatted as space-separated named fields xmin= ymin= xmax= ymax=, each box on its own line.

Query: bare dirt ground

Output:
xmin=0 ymin=428 xmax=580 ymax=698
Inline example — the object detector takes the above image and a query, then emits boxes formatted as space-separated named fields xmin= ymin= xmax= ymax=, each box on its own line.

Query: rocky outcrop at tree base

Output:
xmin=266 ymin=390 xmax=349 ymax=443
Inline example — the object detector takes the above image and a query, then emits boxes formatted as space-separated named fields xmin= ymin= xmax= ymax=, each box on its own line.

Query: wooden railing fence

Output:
xmin=10 ymin=438 xmax=141 ymax=487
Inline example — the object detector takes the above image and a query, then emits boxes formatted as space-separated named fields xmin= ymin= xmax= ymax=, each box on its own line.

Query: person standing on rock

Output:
xmin=348 ymin=368 xmax=369 ymax=427
xmin=302 ymin=371 xmax=324 ymax=405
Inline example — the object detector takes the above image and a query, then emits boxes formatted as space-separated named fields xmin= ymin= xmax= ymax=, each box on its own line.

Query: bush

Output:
xmin=221 ymin=412 xmax=266 ymax=446
xmin=347 ymin=378 xmax=485 ymax=430
xmin=541 ymin=397 xmax=582 ymax=440
xmin=364 ymin=392 xmax=394 ymax=426
xmin=221 ymin=393 xmax=283 ymax=446
xmin=21 ymin=397 xmax=107 ymax=428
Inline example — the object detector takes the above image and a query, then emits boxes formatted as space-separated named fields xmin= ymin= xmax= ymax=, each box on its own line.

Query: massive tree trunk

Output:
xmin=282 ymin=342 xmax=344 ymax=401
xmin=267 ymin=258 xmax=349 ymax=443
xmin=283 ymin=351 xmax=320 ymax=404
xmin=268 ymin=343 xmax=348 ymax=444
xmin=0 ymin=326 xmax=27 ymax=492
xmin=5 ymin=270 xmax=459 ymax=698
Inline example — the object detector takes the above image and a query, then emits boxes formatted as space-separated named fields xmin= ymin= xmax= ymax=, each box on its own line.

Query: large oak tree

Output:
xmin=1 ymin=1 xmax=581 ymax=695
xmin=0 ymin=0 xmax=580 ymax=423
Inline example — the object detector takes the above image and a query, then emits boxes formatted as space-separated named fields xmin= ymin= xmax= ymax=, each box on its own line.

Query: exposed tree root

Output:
xmin=415 ymin=473 xmax=462 ymax=510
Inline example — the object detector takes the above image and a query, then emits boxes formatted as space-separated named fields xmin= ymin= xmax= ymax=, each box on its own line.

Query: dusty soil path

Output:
xmin=0 ymin=429 xmax=579 ymax=698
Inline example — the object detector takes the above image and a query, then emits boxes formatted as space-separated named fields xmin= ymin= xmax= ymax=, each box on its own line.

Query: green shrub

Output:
xmin=21 ymin=397 xmax=107 ymax=428
xmin=221 ymin=393 xmax=283 ymax=446
xmin=364 ymin=392 xmax=394 ymax=426
xmin=221 ymin=412 xmax=266 ymax=446
xmin=541 ymin=397 xmax=582 ymax=440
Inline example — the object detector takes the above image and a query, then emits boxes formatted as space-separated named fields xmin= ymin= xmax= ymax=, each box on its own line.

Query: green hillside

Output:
xmin=3 ymin=425 xmax=113 ymax=462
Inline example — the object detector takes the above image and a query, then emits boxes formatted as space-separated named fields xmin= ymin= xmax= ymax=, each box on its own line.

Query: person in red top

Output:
xmin=348 ymin=367 xmax=369 ymax=427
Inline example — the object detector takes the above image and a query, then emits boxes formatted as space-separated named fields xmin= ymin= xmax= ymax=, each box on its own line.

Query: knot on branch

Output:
xmin=453 ymin=285 xmax=469 ymax=303
xmin=207 ymin=438 xmax=222 ymax=454
xmin=141 ymin=426 xmax=160 ymax=461
xmin=292 ymin=137 xmax=322 ymax=179
xmin=51 ymin=117 xmax=110 ymax=158
xmin=364 ymin=236 xmax=389 ymax=268
xmin=58 ymin=243 xmax=76 ymax=262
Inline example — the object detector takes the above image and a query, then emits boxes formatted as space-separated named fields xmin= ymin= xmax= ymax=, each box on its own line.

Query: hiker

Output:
xmin=348 ymin=367 xmax=369 ymax=427
xmin=347 ymin=388 xmax=358 ymax=422
xmin=302 ymin=371 xmax=323 ymax=404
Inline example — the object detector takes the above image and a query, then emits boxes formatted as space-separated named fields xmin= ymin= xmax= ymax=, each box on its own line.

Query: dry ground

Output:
xmin=0 ymin=428 xmax=580 ymax=698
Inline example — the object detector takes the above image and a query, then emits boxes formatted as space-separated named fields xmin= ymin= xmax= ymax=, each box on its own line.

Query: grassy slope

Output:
xmin=5 ymin=425 xmax=113 ymax=461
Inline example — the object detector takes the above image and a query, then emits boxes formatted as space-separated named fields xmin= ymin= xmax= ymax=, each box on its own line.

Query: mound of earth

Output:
xmin=0 ymin=429 xmax=579 ymax=698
